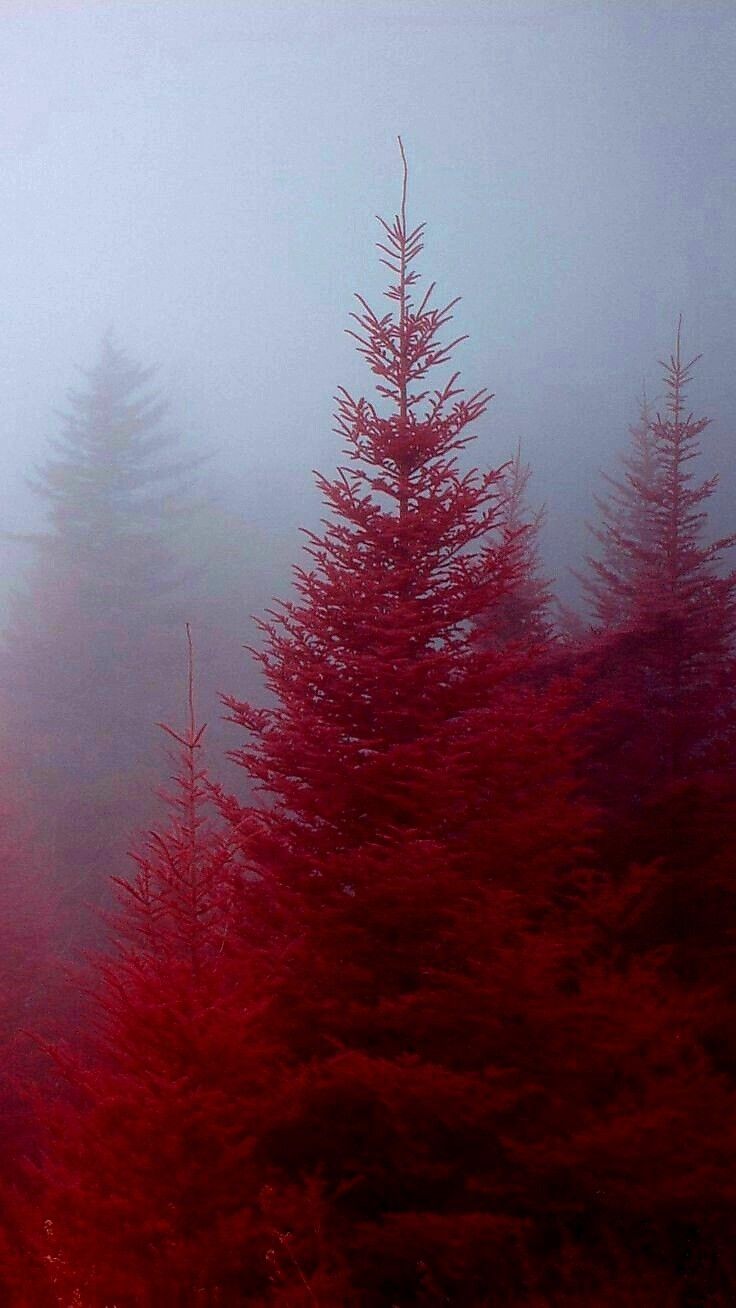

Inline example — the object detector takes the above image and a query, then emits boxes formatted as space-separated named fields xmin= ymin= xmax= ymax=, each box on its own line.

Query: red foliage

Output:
xmin=33 ymin=634 xmax=271 ymax=1305
xmin=481 ymin=442 xmax=552 ymax=650
xmin=582 ymin=325 xmax=736 ymax=803
xmin=5 ymin=159 xmax=735 ymax=1307
xmin=218 ymin=148 xmax=673 ymax=1303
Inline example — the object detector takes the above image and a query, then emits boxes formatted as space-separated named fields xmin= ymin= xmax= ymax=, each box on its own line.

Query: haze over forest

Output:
xmin=1 ymin=3 xmax=735 ymax=1302
xmin=2 ymin=0 xmax=735 ymax=632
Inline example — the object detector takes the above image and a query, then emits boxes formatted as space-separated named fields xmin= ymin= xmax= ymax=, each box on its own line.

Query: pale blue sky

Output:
xmin=1 ymin=0 xmax=734 ymax=587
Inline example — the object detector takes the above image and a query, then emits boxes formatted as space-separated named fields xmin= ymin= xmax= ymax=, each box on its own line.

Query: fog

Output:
xmin=0 ymin=0 xmax=734 ymax=915
xmin=0 ymin=6 xmax=735 ymax=1293
xmin=2 ymin=0 xmax=734 ymax=577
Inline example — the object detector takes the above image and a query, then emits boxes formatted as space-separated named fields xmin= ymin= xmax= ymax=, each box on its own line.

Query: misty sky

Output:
xmin=1 ymin=0 xmax=735 ymax=595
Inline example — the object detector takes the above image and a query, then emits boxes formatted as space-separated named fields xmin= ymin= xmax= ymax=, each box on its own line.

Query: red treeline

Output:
xmin=1 ymin=156 xmax=735 ymax=1303
xmin=28 ymin=631 xmax=272 ymax=1305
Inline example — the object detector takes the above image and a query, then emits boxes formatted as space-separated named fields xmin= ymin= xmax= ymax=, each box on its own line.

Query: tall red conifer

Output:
xmin=36 ymin=630 xmax=266 ymax=1306
xmin=221 ymin=145 xmax=599 ymax=1302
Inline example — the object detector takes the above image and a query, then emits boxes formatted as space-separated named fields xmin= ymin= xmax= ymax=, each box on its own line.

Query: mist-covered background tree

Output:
xmin=585 ymin=334 xmax=736 ymax=1176
xmin=480 ymin=441 xmax=552 ymax=650
xmin=581 ymin=327 xmax=736 ymax=812
xmin=0 ymin=335 xmax=255 ymax=940
xmin=577 ymin=325 xmax=736 ymax=957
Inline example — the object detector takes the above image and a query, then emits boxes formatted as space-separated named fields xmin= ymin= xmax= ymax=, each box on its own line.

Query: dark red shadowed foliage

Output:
xmin=214 ymin=145 xmax=732 ymax=1304
xmin=3 ymin=152 xmax=735 ymax=1307
xmin=31 ymin=629 xmax=275 ymax=1306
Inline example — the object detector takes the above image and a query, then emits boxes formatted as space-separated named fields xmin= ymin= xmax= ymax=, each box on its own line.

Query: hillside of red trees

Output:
xmin=0 ymin=151 xmax=735 ymax=1305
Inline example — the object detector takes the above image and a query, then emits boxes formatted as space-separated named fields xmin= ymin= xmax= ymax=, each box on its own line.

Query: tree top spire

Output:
xmin=397 ymin=134 xmax=408 ymax=235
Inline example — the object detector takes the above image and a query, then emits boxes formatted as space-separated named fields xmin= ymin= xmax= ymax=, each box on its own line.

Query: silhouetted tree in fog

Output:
xmin=582 ymin=387 xmax=657 ymax=630
xmin=582 ymin=325 xmax=736 ymax=799
xmin=1 ymin=335 xmax=206 ymax=935
xmin=570 ymin=333 xmax=736 ymax=1283
xmin=480 ymin=440 xmax=552 ymax=649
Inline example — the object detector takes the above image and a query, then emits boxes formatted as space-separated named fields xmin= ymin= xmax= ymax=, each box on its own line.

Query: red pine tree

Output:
xmin=582 ymin=387 xmax=658 ymax=630
xmin=485 ymin=441 xmax=552 ymax=648
xmin=582 ymin=324 xmax=736 ymax=796
xmin=220 ymin=145 xmax=601 ymax=1302
xmin=35 ymin=630 xmax=268 ymax=1306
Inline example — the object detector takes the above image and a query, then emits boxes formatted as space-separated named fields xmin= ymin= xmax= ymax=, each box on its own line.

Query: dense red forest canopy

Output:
xmin=0 ymin=151 xmax=734 ymax=1305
